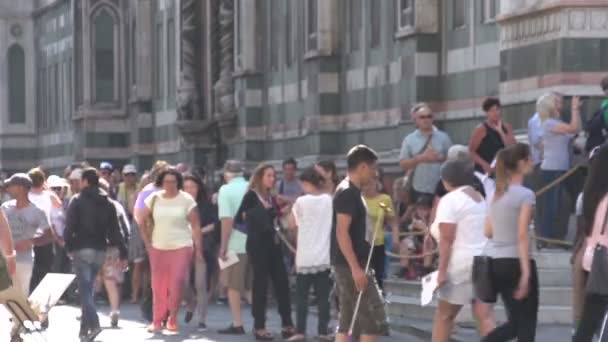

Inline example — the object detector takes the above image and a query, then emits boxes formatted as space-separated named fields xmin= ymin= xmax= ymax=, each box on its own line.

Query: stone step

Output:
xmin=385 ymin=279 xmax=573 ymax=306
xmin=388 ymin=295 xmax=572 ymax=325
xmin=388 ymin=250 xmax=572 ymax=276
xmin=386 ymin=266 xmax=573 ymax=290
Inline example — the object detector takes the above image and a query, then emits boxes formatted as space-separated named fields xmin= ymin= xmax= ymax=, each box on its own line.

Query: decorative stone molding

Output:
xmin=499 ymin=7 xmax=608 ymax=50
xmin=395 ymin=0 xmax=439 ymax=39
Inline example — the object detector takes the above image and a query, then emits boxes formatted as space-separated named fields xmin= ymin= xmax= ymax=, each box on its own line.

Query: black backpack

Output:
xmin=585 ymin=104 xmax=608 ymax=152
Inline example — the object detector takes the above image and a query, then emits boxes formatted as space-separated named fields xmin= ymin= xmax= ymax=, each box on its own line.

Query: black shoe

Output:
xmin=197 ymin=322 xmax=208 ymax=331
xmin=87 ymin=326 xmax=103 ymax=341
xmin=184 ymin=311 xmax=193 ymax=324
xmin=218 ymin=324 xmax=245 ymax=335
xmin=110 ymin=312 xmax=119 ymax=328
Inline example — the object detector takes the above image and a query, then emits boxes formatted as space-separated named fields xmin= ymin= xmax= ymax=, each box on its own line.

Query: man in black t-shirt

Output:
xmin=332 ymin=145 xmax=388 ymax=341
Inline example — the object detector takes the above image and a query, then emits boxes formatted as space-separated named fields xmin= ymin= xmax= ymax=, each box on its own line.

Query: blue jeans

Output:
xmin=72 ymin=249 xmax=105 ymax=334
xmin=539 ymin=170 xmax=565 ymax=239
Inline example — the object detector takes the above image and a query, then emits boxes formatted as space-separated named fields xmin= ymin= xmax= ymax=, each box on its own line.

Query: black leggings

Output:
xmin=482 ymin=259 xmax=539 ymax=342
xmin=249 ymin=242 xmax=293 ymax=330
xmin=573 ymin=293 xmax=608 ymax=342
xmin=370 ymin=245 xmax=385 ymax=291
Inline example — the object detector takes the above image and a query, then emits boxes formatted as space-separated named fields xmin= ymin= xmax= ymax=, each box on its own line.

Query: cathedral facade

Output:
xmin=0 ymin=0 xmax=606 ymax=174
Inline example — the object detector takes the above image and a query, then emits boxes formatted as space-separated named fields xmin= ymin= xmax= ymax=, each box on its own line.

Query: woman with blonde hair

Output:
xmin=235 ymin=163 xmax=294 ymax=340
xmin=537 ymin=93 xmax=580 ymax=247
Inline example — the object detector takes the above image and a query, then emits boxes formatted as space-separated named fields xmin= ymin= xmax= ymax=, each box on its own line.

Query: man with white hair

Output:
xmin=400 ymin=103 xmax=452 ymax=203
xmin=217 ymin=160 xmax=250 ymax=335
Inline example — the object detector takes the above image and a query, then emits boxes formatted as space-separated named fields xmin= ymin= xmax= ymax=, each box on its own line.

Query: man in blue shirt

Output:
xmin=399 ymin=103 xmax=452 ymax=202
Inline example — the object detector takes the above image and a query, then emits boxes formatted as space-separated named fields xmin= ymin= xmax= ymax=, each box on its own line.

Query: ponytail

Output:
xmin=494 ymin=149 xmax=509 ymax=200
xmin=493 ymin=143 xmax=531 ymax=201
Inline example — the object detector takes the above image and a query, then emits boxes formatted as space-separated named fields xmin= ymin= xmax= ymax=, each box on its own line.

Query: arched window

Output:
xmin=7 ymin=44 xmax=26 ymax=123
xmin=93 ymin=8 xmax=116 ymax=102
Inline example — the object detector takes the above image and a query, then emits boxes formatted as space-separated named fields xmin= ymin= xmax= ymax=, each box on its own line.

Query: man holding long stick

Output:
xmin=333 ymin=145 xmax=388 ymax=342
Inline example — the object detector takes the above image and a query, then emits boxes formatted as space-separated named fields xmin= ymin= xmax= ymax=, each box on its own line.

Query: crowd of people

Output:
xmin=1 ymin=76 xmax=608 ymax=342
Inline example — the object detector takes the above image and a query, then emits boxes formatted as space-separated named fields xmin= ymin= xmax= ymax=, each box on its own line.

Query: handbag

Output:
xmin=145 ymin=193 xmax=158 ymax=241
xmin=472 ymin=242 xmax=497 ymax=303
xmin=403 ymin=134 xmax=433 ymax=204
xmin=0 ymin=252 xmax=12 ymax=291
xmin=586 ymin=208 xmax=608 ymax=296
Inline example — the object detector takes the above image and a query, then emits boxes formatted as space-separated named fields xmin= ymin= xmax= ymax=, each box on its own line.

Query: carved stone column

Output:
xmin=213 ymin=0 xmax=236 ymax=138
xmin=177 ymin=0 xmax=202 ymax=121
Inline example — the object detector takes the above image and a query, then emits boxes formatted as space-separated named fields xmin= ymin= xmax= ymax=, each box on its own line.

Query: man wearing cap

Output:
xmin=217 ymin=160 xmax=250 ymax=335
xmin=1 ymin=173 xmax=54 ymax=342
xmin=99 ymin=162 xmax=118 ymax=199
xmin=117 ymin=164 xmax=138 ymax=219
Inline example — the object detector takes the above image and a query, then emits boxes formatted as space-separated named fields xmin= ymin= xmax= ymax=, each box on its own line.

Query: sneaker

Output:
xmin=184 ymin=311 xmax=194 ymax=324
xmin=110 ymin=312 xmax=119 ymax=328
xmin=197 ymin=322 xmax=208 ymax=331
xmin=218 ymin=324 xmax=246 ymax=335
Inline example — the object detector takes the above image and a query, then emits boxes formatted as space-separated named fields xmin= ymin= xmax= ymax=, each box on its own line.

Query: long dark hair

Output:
xmin=299 ymin=167 xmax=325 ymax=189
xmin=582 ymin=145 xmax=608 ymax=237
xmin=183 ymin=172 xmax=208 ymax=203
xmin=317 ymin=160 xmax=339 ymax=189
xmin=494 ymin=143 xmax=531 ymax=200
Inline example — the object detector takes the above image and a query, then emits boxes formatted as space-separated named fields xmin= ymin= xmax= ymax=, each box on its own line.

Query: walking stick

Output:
xmin=347 ymin=202 xmax=392 ymax=340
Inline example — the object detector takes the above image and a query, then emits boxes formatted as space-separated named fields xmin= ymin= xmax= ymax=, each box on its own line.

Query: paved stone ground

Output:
xmin=0 ymin=301 xmax=575 ymax=341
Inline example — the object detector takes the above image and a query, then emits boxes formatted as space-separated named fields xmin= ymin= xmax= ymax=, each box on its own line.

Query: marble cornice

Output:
xmin=499 ymin=4 xmax=608 ymax=50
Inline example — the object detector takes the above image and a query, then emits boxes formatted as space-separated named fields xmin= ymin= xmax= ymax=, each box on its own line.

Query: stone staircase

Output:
xmin=385 ymin=250 xmax=574 ymax=329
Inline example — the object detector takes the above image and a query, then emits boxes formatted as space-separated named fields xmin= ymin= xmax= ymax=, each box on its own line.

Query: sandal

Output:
xmin=282 ymin=326 xmax=296 ymax=339
xmin=254 ymin=330 xmax=274 ymax=341
xmin=286 ymin=333 xmax=305 ymax=341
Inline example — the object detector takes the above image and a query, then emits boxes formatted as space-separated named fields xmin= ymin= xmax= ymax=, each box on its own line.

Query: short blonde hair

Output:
xmin=537 ymin=93 xmax=559 ymax=122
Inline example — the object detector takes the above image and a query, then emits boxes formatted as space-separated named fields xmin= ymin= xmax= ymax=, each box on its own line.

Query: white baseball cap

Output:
xmin=122 ymin=164 xmax=137 ymax=174
xmin=47 ymin=175 xmax=68 ymax=188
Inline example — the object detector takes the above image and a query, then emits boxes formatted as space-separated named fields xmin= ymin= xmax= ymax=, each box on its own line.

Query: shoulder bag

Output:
xmin=585 ymin=207 xmax=608 ymax=296
xmin=472 ymin=241 xmax=497 ymax=303
xmin=145 ymin=193 xmax=158 ymax=241
xmin=403 ymin=134 xmax=433 ymax=205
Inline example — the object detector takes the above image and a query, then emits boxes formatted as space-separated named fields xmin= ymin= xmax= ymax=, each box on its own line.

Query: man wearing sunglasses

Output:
xmin=399 ymin=103 xmax=452 ymax=203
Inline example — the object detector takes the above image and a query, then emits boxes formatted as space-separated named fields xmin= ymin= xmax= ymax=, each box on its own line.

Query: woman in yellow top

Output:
xmin=141 ymin=168 xmax=203 ymax=334
xmin=362 ymin=172 xmax=399 ymax=291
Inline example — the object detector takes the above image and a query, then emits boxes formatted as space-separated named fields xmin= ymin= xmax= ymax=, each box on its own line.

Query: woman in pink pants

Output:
xmin=141 ymin=168 xmax=203 ymax=334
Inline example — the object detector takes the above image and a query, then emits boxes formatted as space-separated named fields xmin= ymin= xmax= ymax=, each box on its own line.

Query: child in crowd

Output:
xmin=396 ymin=195 xmax=436 ymax=280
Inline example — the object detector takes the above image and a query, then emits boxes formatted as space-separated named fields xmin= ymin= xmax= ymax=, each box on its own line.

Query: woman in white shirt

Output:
xmin=431 ymin=159 xmax=495 ymax=342
xmin=287 ymin=167 xmax=333 ymax=342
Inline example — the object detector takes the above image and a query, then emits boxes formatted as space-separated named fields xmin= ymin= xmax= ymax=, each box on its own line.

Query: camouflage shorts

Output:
xmin=334 ymin=266 xmax=388 ymax=336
